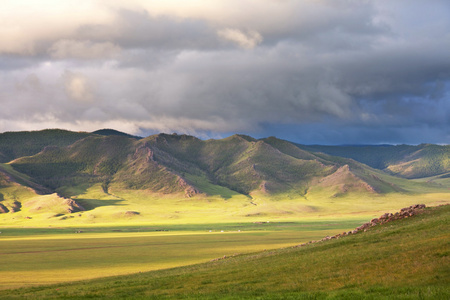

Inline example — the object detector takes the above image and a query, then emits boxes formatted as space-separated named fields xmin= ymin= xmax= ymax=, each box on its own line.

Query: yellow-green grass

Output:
xmin=412 ymin=172 xmax=450 ymax=188
xmin=0 ymin=219 xmax=362 ymax=289
xmin=1 ymin=183 xmax=448 ymax=227
xmin=1 ymin=204 xmax=448 ymax=299
xmin=1 ymin=179 xmax=448 ymax=292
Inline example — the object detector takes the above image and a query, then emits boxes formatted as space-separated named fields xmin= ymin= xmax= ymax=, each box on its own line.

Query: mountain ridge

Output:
xmin=0 ymin=129 xmax=448 ymax=220
xmin=295 ymin=143 xmax=450 ymax=179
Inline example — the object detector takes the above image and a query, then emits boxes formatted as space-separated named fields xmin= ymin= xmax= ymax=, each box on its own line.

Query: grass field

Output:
xmin=0 ymin=219 xmax=364 ymax=290
xmin=0 ymin=204 xmax=448 ymax=299
xmin=1 ymin=182 xmax=449 ymax=227
xmin=1 ymin=180 xmax=449 ymax=297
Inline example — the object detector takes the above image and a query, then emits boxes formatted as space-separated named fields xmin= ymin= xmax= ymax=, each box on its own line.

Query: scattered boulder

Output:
xmin=210 ymin=253 xmax=241 ymax=262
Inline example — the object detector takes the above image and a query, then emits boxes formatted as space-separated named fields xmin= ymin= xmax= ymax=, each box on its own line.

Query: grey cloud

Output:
xmin=48 ymin=40 xmax=121 ymax=60
xmin=1 ymin=0 xmax=449 ymax=144
xmin=0 ymin=56 xmax=42 ymax=71
xmin=76 ymin=9 xmax=219 ymax=51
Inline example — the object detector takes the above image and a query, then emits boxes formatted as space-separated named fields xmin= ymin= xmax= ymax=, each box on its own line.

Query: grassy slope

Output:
xmin=92 ymin=129 xmax=141 ymax=139
xmin=1 ymin=205 xmax=448 ymax=299
xmin=2 ymin=179 xmax=448 ymax=227
xmin=0 ymin=165 xmax=83 ymax=217
xmin=0 ymin=129 xmax=91 ymax=163
xmin=0 ymin=163 xmax=51 ymax=195
xmin=2 ymin=132 xmax=449 ymax=226
xmin=136 ymin=134 xmax=338 ymax=195
xmin=296 ymin=143 xmax=450 ymax=179
xmin=10 ymin=135 xmax=136 ymax=192
xmin=385 ymin=145 xmax=450 ymax=178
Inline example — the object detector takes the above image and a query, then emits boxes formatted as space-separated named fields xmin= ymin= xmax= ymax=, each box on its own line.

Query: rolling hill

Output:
xmin=0 ymin=164 xmax=84 ymax=216
xmin=0 ymin=129 xmax=449 ymax=223
xmin=8 ymin=132 xmax=415 ymax=197
xmin=295 ymin=143 xmax=450 ymax=179
xmin=0 ymin=129 xmax=92 ymax=163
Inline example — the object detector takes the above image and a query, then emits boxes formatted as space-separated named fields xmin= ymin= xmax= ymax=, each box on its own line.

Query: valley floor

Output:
xmin=0 ymin=219 xmax=362 ymax=290
xmin=0 ymin=205 xmax=448 ymax=299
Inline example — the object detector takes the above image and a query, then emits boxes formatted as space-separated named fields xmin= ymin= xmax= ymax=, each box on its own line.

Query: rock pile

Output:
xmin=210 ymin=253 xmax=241 ymax=262
xmin=295 ymin=204 xmax=427 ymax=247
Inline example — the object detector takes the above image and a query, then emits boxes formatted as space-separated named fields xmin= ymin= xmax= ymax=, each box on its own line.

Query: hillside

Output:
xmin=92 ymin=129 xmax=142 ymax=139
xmin=10 ymin=134 xmax=136 ymax=191
xmin=138 ymin=133 xmax=338 ymax=195
xmin=1 ymin=130 xmax=449 ymax=222
xmin=0 ymin=129 xmax=91 ymax=163
xmin=0 ymin=128 xmax=140 ymax=164
xmin=296 ymin=143 xmax=450 ymax=179
xmin=1 ymin=204 xmax=447 ymax=299
xmin=8 ymin=132 xmax=416 ymax=199
xmin=0 ymin=165 xmax=84 ymax=215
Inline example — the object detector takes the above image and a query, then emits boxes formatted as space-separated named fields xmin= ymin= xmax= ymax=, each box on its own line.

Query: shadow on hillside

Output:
xmin=75 ymin=198 xmax=126 ymax=211
xmin=55 ymin=183 xmax=93 ymax=198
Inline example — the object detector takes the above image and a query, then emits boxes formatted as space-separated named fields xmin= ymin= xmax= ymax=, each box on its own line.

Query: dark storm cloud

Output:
xmin=0 ymin=0 xmax=449 ymax=144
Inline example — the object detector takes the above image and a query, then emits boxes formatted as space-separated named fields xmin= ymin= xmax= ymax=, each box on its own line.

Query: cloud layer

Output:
xmin=1 ymin=0 xmax=449 ymax=144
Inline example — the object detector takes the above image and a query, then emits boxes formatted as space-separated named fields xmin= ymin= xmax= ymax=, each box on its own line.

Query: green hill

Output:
xmin=10 ymin=135 xmax=135 ymax=191
xmin=0 ymin=129 xmax=91 ymax=163
xmin=1 ymin=130 xmax=448 ymax=224
xmin=1 ymin=204 xmax=447 ymax=299
xmin=296 ymin=143 xmax=450 ymax=179
xmin=0 ymin=164 xmax=84 ymax=215
xmin=138 ymin=133 xmax=337 ymax=195
xmin=0 ymin=128 xmax=139 ymax=164
xmin=92 ymin=129 xmax=141 ymax=139
xmin=6 ymin=134 xmax=447 ymax=195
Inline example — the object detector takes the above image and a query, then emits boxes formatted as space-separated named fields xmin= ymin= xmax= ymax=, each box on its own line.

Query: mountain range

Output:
xmin=0 ymin=129 xmax=448 ymax=220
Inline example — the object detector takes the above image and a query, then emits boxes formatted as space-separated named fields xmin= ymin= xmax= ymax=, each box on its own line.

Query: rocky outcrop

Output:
xmin=134 ymin=144 xmax=154 ymax=162
xmin=65 ymin=198 xmax=86 ymax=213
xmin=0 ymin=203 xmax=9 ymax=213
xmin=295 ymin=204 xmax=428 ymax=247
xmin=176 ymin=177 xmax=199 ymax=198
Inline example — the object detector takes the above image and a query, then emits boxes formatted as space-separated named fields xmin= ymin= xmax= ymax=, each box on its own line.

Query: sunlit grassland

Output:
xmin=1 ymin=204 xmax=448 ymax=299
xmin=413 ymin=172 xmax=450 ymax=188
xmin=0 ymin=180 xmax=448 ymax=292
xmin=1 ymin=183 xmax=448 ymax=227
xmin=0 ymin=219 xmax=363 ymax=289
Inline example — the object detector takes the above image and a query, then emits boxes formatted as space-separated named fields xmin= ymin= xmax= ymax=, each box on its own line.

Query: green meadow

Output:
xmin=0 ymin=204 xmax=448 ymax=299
xmin=1 ymin=182 xmax=448 ymax=226
xmin=0 ymin=219 xmax=364 ymax=289
xmin=1 ymin=180 xmax=448 ymax=292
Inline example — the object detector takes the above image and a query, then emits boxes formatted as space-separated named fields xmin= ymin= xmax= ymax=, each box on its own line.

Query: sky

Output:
xmin=1 ymin=0 xmax=449 ymax=145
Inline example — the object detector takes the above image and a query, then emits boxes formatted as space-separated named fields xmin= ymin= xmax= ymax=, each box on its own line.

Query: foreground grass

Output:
xmin=1 ymin=205 xmax=448 ymax=299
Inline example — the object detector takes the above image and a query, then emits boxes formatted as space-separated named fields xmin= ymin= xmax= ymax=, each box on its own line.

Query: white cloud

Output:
xmin=0 ymin=0 xmax=113 ymax=55
xmin=217 ymin=28 xmax=263 ymax=49
xmin=63 ymin=71 xmax=95 ymax=102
